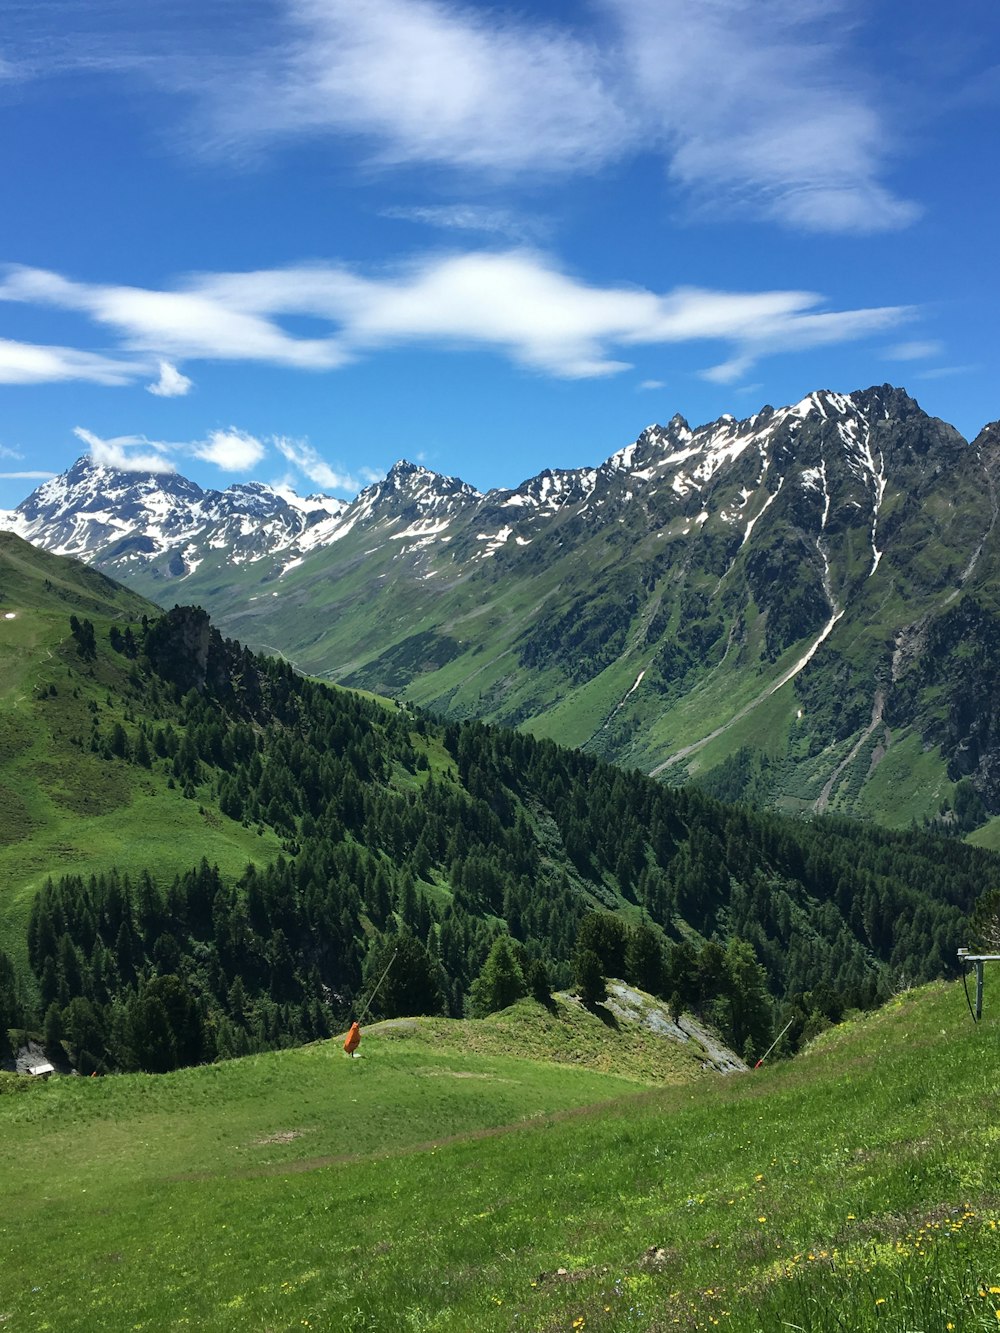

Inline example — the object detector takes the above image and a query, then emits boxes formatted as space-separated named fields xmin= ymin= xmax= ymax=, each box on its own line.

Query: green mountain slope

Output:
xmin=0 ymin=536 xmax=283 ymax=970
xmin=38 ymin=386 xmax=997 ymax=830
xmin=2 ymin=549 xmax=998 ymax=1078
xmin=3 ymin=981 xmax=998 ymax=1331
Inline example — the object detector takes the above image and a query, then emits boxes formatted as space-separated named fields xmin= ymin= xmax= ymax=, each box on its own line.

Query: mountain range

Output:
xmin=6 ymin=384 xmax=1000 ymax=830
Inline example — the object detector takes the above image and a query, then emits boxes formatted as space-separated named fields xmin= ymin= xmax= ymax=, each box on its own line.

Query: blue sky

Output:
xmin=0 ymin=0 xmax=997 ymax=508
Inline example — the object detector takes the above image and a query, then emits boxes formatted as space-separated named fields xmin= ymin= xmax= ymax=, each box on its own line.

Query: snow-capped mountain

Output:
xmin=7 ymin=384 xmax=1000 ymax=822
xmin=3 ymin=459 xmax=347 ymax=579
xmin=4 ymin=383 xmax=957 ymax=589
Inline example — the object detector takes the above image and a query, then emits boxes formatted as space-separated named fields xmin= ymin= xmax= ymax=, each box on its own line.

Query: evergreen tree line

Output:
xmin=6 ymin=604 xmax=999 ymax=1072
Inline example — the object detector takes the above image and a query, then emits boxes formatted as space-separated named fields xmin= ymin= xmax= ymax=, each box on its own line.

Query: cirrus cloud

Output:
xmin=71 ymin=424 xmax=355 ymax=492
xmin=165 ymin=0 xmax=917 ymax=234
xmin=72 ymin=425 xmax=267 ymax=475
xmin=73 ymin=426 xmax=176 ymax=473
xmin=4 ymin=0 xmax=918 ymax=235
xmin=273 ymin=436 xmax=359 ymax=490
xmin=885 ymin=339 xmax=945 ymax=361
xmin=0 ymin=251 xmax=914 ymax=386
xmin=199 ymin=0 xmax=632 ymax=176
xmin=0 ymin=335 xmax=139 ymax=386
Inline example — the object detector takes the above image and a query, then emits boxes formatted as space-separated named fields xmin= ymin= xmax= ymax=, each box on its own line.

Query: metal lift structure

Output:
xmin=957 ymin=948 xmax=1000 ymax=1021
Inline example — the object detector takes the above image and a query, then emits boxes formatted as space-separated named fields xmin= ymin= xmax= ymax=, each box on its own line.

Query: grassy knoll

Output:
xmin=3 ymin=983 xmax=1000 ymax=1331
xmin=370 ymin=993 xmax=720 ymax=1087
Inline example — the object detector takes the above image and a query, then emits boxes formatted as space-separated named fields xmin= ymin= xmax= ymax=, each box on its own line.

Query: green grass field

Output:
xmin=3 ymin=983 xmax=999 ymax=1331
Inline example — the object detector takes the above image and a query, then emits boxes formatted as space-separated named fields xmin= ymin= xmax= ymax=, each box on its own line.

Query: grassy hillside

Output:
xmin=0 ymin=535 xmax=282 ymax=965
xmin=3 ymin=981 xmax=999 ymax=1330
xmin=3 ymin=539 xmax=999 ymax=1080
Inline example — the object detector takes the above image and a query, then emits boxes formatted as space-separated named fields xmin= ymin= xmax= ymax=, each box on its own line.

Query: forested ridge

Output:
xmin=3 ymin=603 xmax=998 ymax=1076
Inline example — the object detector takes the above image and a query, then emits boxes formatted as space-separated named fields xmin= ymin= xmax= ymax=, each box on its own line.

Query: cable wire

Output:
xmin=962 ymin=963 xmax=978 ymax=1024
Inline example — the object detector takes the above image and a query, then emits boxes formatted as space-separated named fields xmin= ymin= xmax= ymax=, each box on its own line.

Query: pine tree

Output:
xmin=574 ymin=947 xmax=607 ymax=1006
xmin=626 ymin=921 xmax=664 ymax=994
xmin=466 ymin=936 xmax=528 ymax=1017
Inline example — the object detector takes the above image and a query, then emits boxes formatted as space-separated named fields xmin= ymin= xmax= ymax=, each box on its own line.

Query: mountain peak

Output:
xmin=386 ymin=459 xmax=424 ymax=479
xmin=381 ymin=459 xmax=480 ymax=500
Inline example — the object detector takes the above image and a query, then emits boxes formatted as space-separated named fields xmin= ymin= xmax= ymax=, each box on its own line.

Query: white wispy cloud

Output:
xmin=382 ymin=203 xmax=547 ymax=242
xmin=162 ymin=0 xmax=915 ymax=234
xmin=195 ymin=253 xmax=911 ymax=377
xmin=0 ymin=266 xmax=347 ymax=369
xmin=0 ymin=0 xmax=925 ymax=236
xmin=192 ymin=428 xmax=266 ymax=471
xmin=73 ymin=426 xmax=176 ymax=473
xmin=70 ymin=422 xmax=351 ymax=488
xmin=73 ymin=425 xmax=264 ymax=474
xmin=147 ymin=359 xmax=193 ymax=396
xmin=917 ymin=363 xmax=980 ymax=380
xmin=885 ymin=339 xmax=945 ymax=361
xmin=1 ymin=252 xmax=912 ymax=384
xmin=273 ymin=437 xmax=358 ymax=490
xmin=0 ymin=335 xmax=139 ymax=385
xmin=200 ymin=0 xmax=631 ymax=174
xmin=700 ymin=303 xmax=913 ymax=383
xmin=638 ymin=379 xmax=666 ymax=391
xmin=607 ymin=0 xmax=918 ymax=233
xmin=701 ymin=356 xmax=755 ymax=386
xmin=0 ymin=444 xmax=49 ymax=481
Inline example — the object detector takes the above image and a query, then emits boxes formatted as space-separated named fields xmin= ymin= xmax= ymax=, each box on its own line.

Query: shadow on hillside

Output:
xmin=589 ymin=1003 xmax=620 ymax=1030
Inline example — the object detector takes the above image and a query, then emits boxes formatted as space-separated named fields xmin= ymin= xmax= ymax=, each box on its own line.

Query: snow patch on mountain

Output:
xmin=5 ymin=386 xmax=940 ymax=592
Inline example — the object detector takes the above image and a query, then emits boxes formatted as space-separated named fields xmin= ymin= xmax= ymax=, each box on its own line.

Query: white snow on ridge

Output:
xmin=475 ymin=524 xmax=513 ymax=557
xmin=497 ymin=467 xmax=598 ymax=513
xmin=741 ymin=478 xmax=783 ymax=547
xmin=297 ymin=511 xmax=361 ymax=550
xmin=271 ymin=485 xmax=347 ymax=519
xmin=389 ymin=518 xmax=452 ymax=541
xmin=660 ymin=444 xmax=701 ymax=471
xmin=0 ymin=510 xmax=27 ymax=537
xmin=609 ymin=441 xmax=640 ymax=471
xmin=846 ymin=419 xmax=888 ymax=575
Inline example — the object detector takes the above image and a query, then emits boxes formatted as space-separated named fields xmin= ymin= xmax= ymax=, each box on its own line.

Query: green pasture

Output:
xmin=3 ymin=982 xmax=1000 ymax=1331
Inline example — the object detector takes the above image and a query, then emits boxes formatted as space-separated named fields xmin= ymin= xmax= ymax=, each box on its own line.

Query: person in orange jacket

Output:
xmin=343 ymin=1021 xmax=361 ymax=1057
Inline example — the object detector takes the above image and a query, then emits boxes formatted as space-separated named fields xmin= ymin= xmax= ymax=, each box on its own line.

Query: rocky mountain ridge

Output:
xmin=8 ymin=385 xmax=964 ymax=582
xmin=6 ymin=385 xmax=1000 ymax=827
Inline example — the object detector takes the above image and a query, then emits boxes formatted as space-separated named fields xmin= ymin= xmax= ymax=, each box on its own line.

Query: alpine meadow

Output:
xmin=4 ymin=0 xmax=1000 ymax=1326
